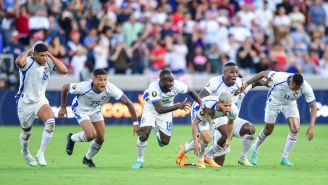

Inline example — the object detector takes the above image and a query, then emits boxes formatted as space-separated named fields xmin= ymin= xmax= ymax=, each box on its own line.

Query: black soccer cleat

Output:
xmin=66 ymin=133 xmax=75 ymax=155
xmin=82 ymin=156 xmax=96 ymax=168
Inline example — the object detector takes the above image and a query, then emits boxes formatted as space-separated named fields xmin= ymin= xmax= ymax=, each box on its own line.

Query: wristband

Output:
xmin=133 ymin=121 xmax=139 ymax=126
xmin=199 ymin=102 xmax=204 ymax=109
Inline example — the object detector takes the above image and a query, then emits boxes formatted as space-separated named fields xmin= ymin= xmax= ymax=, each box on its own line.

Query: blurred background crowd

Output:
xmin=1 ymin=0 xmax=328 ymax=90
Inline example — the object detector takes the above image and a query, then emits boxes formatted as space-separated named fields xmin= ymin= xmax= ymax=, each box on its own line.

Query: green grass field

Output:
xmin=0 ymin=125 xmax=327 ymax=185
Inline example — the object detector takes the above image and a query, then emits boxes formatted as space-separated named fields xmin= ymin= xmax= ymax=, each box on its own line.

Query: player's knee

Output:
xmin=44 ymin=118 xmax=55 ymax=133
xmin=246 ymin=124 xmax=256 ymax=135
xmin=290 ymin=127 xmax=299 ymax=134
xmin=86 ymin=132 xmax=97 ymax=141
xmin=139 ymin=134 xmax=149 ymax=142
xmin=96 ymin=135 xmax=105 ymax=144
xmin=161 ymin=139 xmax=170 ymax=145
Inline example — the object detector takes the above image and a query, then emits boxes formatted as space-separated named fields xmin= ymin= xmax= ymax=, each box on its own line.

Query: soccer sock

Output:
xmin=71 ymin=131 xmax=88 ymax=142
xmin=205 ymin=143 xmax=223 ymax=158
xmin=20 ymin=130 xmax=31 ymax=151
xmin=281 ymin=132 xmax=297 ymax=159
xmin=240 ymin=135 xmax=254 ymax=160
xmin=137 ymin=138 xmax=147 ymax=163
xmin=197 ymin=141 xmax=208 ymax=161
xmin=39 ymin=129 xmax=53 ymax=153
xmin=253 ymin=130 xmax=267 ymax=152
xmin=183 ymin=139 xmax=194 ymax=153
xmin=86 ymin=140 xmax=102 ymax=160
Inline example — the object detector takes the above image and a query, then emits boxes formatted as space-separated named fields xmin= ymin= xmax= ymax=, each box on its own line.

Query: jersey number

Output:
xmin=166 ymin=122 xmax=173 ymax=132
xmin=91 ymin=101 xmax=101 ymax=106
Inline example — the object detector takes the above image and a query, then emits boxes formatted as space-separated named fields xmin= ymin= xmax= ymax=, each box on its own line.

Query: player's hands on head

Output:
xmin=306 ymin=126 xmax=314 ymax=141
xmin=58 ymin=107 xmax=67 ymax=120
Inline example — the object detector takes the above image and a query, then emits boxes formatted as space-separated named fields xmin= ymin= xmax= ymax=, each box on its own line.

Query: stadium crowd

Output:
xmin=1 ymin=0 xmax=328 ymax=89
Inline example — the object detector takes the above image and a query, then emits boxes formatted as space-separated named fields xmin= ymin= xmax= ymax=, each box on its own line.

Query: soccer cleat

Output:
xmin=280 ymin=158 xmax=293 ymax=166
xmin=22 ymin=150 xmax=37 ymax=167
xmin=132 ymin=161 xmax=143 ymax=169
xmin=82 ymin=156 xmax=96 ymax=168
xmin=36 ymin=151 xmax=47 ymax=166
xmin=250 ymin=147 xmax=258 ymax=165
xmin=66 ymin=133 xmax=75 ymax=155
xmin=204 ymin=157 xmax=220 ymax=168
xmin=238 ymin=158 xmax=253 ymax=166
xmin=196 ymin=160 xmax=206 ymax=169
xmin=176 ymin=144 xmax=187 ymax=166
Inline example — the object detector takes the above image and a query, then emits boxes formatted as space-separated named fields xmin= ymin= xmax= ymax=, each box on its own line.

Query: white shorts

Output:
xmin=140 ymin=109 xmax=173 ymax=136
xmin=265 ymin=102 xmax=300 ymax=123
xmin=17 ymin=98 xmax=49 ymax=129
xmin=190 ymin=107 xmax=211 ymax=132
xmin=73 ymin=110 xmax=104 ymax=124
xmin=213 ymin=117 xmax=249 ymax=138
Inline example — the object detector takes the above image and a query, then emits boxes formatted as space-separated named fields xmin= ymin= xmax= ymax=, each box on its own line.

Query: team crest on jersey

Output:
xmin=152 ymin=91 xmax=157 ymax=97
xmin=200 ymin=111 xmax=205 ymax=116
xmin=72 ymin=85 xmax=77 ymax=90
xmin=101 ymin=96 xmax=109 ymax=100
xmin=206 ymin=82 xmax=210 ymax=87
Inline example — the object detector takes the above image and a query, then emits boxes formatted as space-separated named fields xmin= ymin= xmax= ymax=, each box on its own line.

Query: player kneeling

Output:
xmin=176 ymin=92 xmax=238 ymax=168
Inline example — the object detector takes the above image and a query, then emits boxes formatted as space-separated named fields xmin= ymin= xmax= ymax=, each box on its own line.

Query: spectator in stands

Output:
xmin=48 ymin=36 xmax=66 ymax=62
xmin=122 ymin=14 xmax=144 ymax=47
xmin=149 ymin=40 xmax=166 ymax=71
xmin=71 ymin=46 xmax=87 ymax=77
xmin=188 ymin=46 xmax=210 ymax=74
xmin=289 ymin=6 xmax=305 ymax=31
xmin=110 ymin=41 xmax=132 ymax=74
xmin=273 ymin=6 xmax=291 ymax=42
xmin=308 ymin=0 xmax=326 ymax=39
xmin=237 ymin=37 xmax=257 ymax=74
xmin=318 ymin=46 xmax=328 ymax=76
xmin=93 ymin=34 xmax=109 ymax=70
xmin=130 ymin=34 xmax=149 ymax=74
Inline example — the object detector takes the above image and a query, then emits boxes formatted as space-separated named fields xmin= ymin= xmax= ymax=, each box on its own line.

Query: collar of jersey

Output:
xmin=222 ymin=76 xmax=235 ymax=87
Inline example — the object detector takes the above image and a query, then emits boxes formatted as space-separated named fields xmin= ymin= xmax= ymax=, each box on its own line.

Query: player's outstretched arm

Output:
xmin=187 ymin=87 xmax=203 ymax=105
xmin=58 ymin=84 xmax=69 ymax=120
xmin=120 ymin=95 xmax=140 ymax=135
xmin=307 ymin=102 xmax=317 ymax=141
xmin=48 ymin=52 xmax=68 ymax=74
xmin=199 ymin=88 xmax=210 ymax=99
xmin=15 ymin=49 xmax=33 ymax=68
xmin=153 ymin=99 xmax=191 ymax=114
xmin=236 ymin=71 xmax=269 ymax=95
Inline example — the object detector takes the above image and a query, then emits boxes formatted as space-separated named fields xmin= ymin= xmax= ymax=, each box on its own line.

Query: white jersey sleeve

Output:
xmin=68 ymin=81 xmax=92 ymax=95
xmin=146 ymin=83 xmax=162 ymax=103
xmin=302 ymin=81 xmax=316 ymax=103
xmin=204 ymin=76 xmax=220 ymax=94
xmin=18 ymin=57 xmax=34 ymax=71
xmin=106 ymin=82 xmax=124 ymax=100
xmin=173 ymin=80 xmax=189 ymax=94
xmin=193 ymin=99 xmax=218 ymax=122
xmin=47 ymin=59 xmax=56 ymax=75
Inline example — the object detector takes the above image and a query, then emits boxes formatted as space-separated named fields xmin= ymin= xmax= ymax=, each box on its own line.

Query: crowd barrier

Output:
xmin=0 ymin=90 xmax=327 ymax=125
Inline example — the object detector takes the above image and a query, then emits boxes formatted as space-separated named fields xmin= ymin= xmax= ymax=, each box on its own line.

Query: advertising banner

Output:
xmin=0 ymin=90 xmax=327 ymax=125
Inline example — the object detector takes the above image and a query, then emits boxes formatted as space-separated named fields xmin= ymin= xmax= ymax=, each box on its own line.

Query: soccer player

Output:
xmin=58 ymin=69 xmax=139 ymax=168
xmin=131 ymin=69 xmax=204 ymax=169
xmin=178 ymin=92 xmax=238 ymax=168
xmin=177 ymin=62 xmax=257 ymax=167
xmin=15 ymin=43 xmax=68 ymax=166
xmin=238 ymin=71 xmax=317 ymax=166
xmin=210 ymin=79 xmax=269 ymax=166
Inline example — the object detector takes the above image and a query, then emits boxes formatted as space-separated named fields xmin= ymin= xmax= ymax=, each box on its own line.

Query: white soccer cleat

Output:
xmin=36 ymin=151 xmax=47 ymax=166
xmin=22 ymin=150 xmax=37 ymax=167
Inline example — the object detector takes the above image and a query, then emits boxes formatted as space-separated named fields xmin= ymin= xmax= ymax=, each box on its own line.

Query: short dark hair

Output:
xmin=93 ymin=69 xmax=107 ymax=77
xmin=159 ymin=69 xmax=172 ymax=79
xmin=34 ymin=43 xmax=48 ymax=53
xmin=224 ymin=62 xmax=237 ymax=67
xmin=292 ymin=73 xmax=303 ymax=86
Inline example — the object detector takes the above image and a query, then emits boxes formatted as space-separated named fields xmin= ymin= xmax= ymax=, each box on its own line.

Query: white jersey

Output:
xmin=142 ymin=80 xmax=189 ymax=115
xmin=69 ymin=81 xmax=124 ymax=114
xmin=15 ymin=56 xmax=56 ymax=104
xmin=204 ymin=75 xmax=243 ymax=104
xmin=192 ymin=96 xmax=238 ymax=123
xmin=266 ymin=71 xmax=316 ymax=105
xmin=235 ymin=84 xmax=253 ymax=109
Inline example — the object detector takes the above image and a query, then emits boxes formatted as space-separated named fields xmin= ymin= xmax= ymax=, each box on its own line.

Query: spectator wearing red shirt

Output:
xmin=150 ymin=40 xmax=167 ymax=70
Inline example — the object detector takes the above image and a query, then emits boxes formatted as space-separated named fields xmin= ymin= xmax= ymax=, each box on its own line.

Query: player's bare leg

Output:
xmin=36 ymin=104 xmax=55 ymax=166
xmin=132 ymin=126 xmax=152 ymax=169
xmin=82 ymin=120 xmax=105 ymax=168
xmin=280 ymin=117 xmax=300 ymax=166
xmin=205 ymin=124 xmax=227 ymax=167
xmin=20 ymin=126 xmax=37 ymax=167
xmin=251 ymin=123 xmax=274 ymax=165
xmin=238 ymin=123 xmax=255 ymax=166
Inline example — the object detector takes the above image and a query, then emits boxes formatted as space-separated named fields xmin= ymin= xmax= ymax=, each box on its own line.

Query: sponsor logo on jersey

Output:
xmin=152 ymin=91 xmax=157 ymax=97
